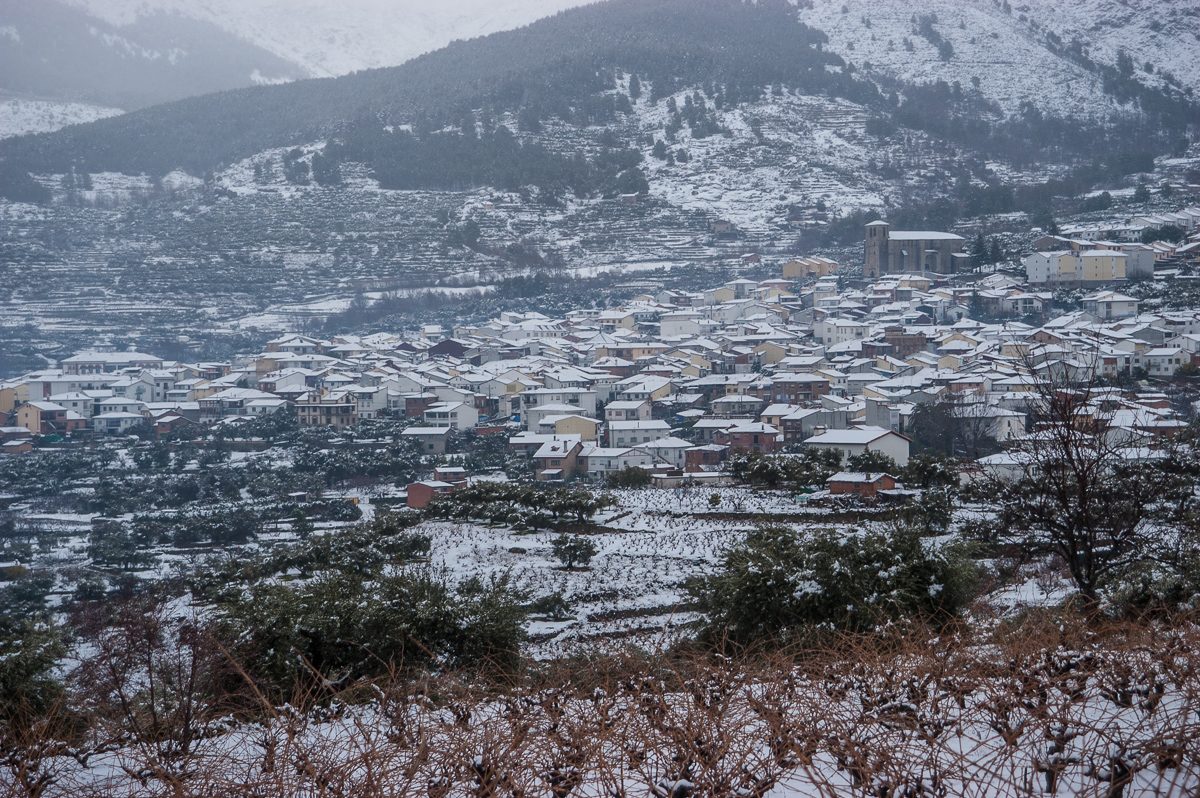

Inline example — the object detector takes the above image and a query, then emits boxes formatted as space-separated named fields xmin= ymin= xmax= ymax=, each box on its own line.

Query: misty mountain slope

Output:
xmin=62 ymin=0 xmax=593 ymax=77
xmin=1 ymin=0 xmax=861 ymax=177
xmin=0 ymin=0 xmax=305 ymax=110
xmin=798 ymin=0 xmax=1200 ymax=120
xmin=3 ymin=0 xmax=1194 ymax=206
xmin=0 ymin=99 xmax=123 ymax=140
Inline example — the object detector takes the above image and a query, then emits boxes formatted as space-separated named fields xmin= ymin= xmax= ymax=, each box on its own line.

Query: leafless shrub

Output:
xmin=4 ymin=612 xmax=1200 ymax=797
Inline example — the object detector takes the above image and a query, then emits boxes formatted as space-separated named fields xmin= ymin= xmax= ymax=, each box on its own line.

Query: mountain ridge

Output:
xmin=0 ymin=0 xmax=305 ymax=110
xmin=1 ymin=0 xmax=1195 ymax=205
xmin=62 ymin=0 xmax=594 ymax=79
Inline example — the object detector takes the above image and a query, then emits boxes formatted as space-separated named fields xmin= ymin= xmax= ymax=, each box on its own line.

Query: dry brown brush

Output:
xmin=3 ymin=614 xmax=1200 ymax=797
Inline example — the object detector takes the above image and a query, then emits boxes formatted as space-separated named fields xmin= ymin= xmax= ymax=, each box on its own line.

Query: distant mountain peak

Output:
xmin=61 ymin=0 xmax=595 ymax=77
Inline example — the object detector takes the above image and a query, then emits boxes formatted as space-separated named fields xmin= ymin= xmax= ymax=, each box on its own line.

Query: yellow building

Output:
xmin=783 ymin=256 xmax=839 ymax=279
xmin=1079 ymin=250 xmax=1126 ymax=282
xmin=754 ymin=341 xmax=789 ymax=366
xmin=0 ymin=384 xmax=20 ymax=415
xmin=553 ymin=415 xmax=601 ymax=441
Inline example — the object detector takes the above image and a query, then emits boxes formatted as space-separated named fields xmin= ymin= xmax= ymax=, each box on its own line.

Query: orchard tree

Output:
xmin=551 ymin=534 xmax=597 ymax=571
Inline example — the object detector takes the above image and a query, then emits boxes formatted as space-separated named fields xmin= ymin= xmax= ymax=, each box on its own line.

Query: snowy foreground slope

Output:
xmin=30 ymin=625 xmax=1200 ymax=797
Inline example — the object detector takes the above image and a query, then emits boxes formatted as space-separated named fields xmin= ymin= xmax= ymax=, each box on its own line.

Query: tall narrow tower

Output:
xmin=865 ymin=220 xmax=889 ymax=279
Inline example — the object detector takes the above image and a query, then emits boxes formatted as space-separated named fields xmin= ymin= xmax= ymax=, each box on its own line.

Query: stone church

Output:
xmin=864 ymin=221 xmax=966 ymax=278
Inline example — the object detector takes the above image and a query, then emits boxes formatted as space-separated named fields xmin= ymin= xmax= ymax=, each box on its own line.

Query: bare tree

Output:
xmin=978 ymin=355 xmax=1200 ymax=606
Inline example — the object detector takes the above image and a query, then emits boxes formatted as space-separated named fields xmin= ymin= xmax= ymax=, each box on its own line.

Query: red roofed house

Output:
xmin=827 ymin=472 xmax=898 ymax=499
xmin=716 ymin=422 xmax=778 ymax=454
xmin=407 ymin=480 xmax=456 ymax=509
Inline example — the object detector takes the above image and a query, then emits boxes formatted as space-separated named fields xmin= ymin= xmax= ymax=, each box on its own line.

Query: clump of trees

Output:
xmin=688 ymin=523 xmax=978 ymax=644
xmin=726 ymin=449 xmax=843 ymax=489
xmin=974 ymin=374 xmax=1200 ymax=610
xmin=425 ymin=482 xmax=614 ymax=530
xmin=606 ymin=466 xmax=652 ymax=488
xmin=339 ymin=122 xmax=649 ymax=203
xmin=180 ymin=510 xmax=529 ymax=690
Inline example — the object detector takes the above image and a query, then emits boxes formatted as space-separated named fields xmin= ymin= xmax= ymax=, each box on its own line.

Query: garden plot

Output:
xmin=603 ymin=485 xmax=829 ymax=522
xmin=419 ymin=519 xmax=747 ymax=653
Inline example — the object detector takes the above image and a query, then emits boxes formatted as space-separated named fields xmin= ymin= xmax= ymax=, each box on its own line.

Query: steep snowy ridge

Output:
xmin=56 ymin=0 xmax=1200 ymax=120
xmin=0 ymin=0 xmax=306 ymax=111
xmin=0 ymin=99 xmax=123 ymax=140
xmin=63 ymin=0 xmax=592 ymax=78
xmin=797 ymin=0 xmax=1200 ymax=120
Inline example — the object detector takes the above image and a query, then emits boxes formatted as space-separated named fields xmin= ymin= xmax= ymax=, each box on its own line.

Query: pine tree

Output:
xmin=628 ymin=73 xmax=641 ymax=101
xmin=971 ymin=233 xmax=987 ymax=265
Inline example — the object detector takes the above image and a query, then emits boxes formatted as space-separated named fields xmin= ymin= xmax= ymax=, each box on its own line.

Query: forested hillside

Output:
xmin=0 ymin=1 xmax=853 ymax=176
xmin=1 ymin=0 xmax=1197 ymax=206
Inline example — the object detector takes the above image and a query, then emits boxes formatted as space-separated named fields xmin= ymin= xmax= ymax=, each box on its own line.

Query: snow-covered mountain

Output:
xmin=797 ymin=0 xmax=1200 ymax=120
xmin=62 ymin=0 xmax=593 ymax=78
xmin=0 ymin=0 xmax=305 ymax=111
xmin=0 ymin=99 xmax=123 ymax=140
xmin=51 ymin=0 xmax=1200 ymax=123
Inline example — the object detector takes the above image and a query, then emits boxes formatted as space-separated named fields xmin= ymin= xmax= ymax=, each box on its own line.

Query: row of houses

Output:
xmin=4 ymin=248 xmax=1197 ymax=478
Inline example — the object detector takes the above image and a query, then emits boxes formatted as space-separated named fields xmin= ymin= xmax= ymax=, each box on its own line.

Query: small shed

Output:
xmin=407 ymin=480 xmax=456 ymax=509
xmin=826 ymin=472 xmax=898 ymax=498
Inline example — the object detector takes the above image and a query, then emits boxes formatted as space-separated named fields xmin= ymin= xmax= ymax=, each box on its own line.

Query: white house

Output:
xmin=1144 ymin=347 xmax=1187 ymax=377
xmin=46 ymin=392 xmax=95 ymax=420
xmin=93 ymin=411 xmax=145 ymax=435
xmin=605 ymin=400 xmax=651 ymax=422
xmin=424 ymin=401 xmax=479 ymax=429
xmin=641 ymin=436 xmax=693 ymax=470
xmin=1081 ymin=292 xmax=1139 ymax=320
xmin=1025 ymin=251 xmax=1064 ymax=284
xmin=660 ymin=311 xmax=704 ymax=338
xmin=579 ymin=445 xmax=655 ymax=478
xmin=815 ymin=318 xmax=871 ymax=345
xmin=804 ymin=425 xmax=911 ymax=466
xmin=608 ymin=419 xmax=672 ymax=447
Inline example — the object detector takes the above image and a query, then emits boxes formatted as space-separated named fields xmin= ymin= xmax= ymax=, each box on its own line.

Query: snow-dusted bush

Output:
xmin=688 ymin=523 xmax=978 ymax=643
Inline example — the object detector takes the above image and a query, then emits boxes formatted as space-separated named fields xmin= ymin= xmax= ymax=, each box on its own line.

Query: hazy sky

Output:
xmin=63 ymin=0 xmax=592 ymax=75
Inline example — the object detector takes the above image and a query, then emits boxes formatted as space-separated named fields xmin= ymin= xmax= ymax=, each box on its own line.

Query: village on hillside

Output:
xmin=4 ymin=208 xmax=1200 ymax=498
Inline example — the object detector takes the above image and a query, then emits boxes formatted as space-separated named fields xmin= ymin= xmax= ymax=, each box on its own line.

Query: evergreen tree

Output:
xmin=551 ymin=534 xmax=597 ymax=571
xmin=0 ymin=163 xmax=51 ymax=204
xmin=312 ymin=152 xmax=343 ymax=187
xmin=628 ymin=73 xmax=641 ymax=101
xmin=988 ymin=237 xmax=1003 ymax=264
xmin=971 ymin=233 xmax=987 ymax=266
